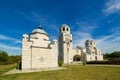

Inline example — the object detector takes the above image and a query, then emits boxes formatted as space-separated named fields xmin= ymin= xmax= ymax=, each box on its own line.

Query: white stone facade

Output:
xmin=58 ymin=24 xmax=83 ymax=64
xmin=22 ymin=27 xmax=58 ymax=70
xmin=84 ymin=40 xmax=103 ymax=61
xmin=22 ymin=24 xmax=103 ymax=70
xmin=58 ymin=24 xmax=103 ymax=64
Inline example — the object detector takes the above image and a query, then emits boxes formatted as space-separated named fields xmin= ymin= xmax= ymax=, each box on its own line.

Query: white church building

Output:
xmin=22 ymin=27 xmax=58 ymax=70
xmin=22 ymin=24 xmax=103 ymax=70
xmin=58 ymin=24 xmax=103 ymax=64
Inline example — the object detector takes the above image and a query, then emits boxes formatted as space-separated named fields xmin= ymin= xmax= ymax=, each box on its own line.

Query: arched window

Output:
xmin=90 ymin=42 xmax=92 ymax=45
xmin=63 ymin=27 xmax=65 ymax=31
xmin=67 ymin=28 xmax=69 ymax=31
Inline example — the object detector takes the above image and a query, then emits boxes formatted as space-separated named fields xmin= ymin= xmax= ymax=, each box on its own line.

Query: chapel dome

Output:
xmin=31 ymin=26 xmax=48 ymax=36
xmin=85 ymin=39 xmax=94 ymax=43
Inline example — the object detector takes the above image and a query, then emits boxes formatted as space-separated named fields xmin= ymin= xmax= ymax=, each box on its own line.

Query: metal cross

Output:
xmin=39 ymin=57 xmax=45 ymax=62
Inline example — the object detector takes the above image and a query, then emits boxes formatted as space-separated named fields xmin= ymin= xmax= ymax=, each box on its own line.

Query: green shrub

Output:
xmin=86 ymin=60 xmax=120 ymax=65
xmin=58 ymin=61 xmax=63 ymax=66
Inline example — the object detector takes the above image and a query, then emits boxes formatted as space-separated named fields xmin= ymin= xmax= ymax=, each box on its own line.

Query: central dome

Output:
xmin=31 ymin=26 xmax=48 ymax=36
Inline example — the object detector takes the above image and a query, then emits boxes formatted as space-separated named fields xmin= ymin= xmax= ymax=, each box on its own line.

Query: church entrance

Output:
xmin=73 ymin=55 xmax=81 ymax=61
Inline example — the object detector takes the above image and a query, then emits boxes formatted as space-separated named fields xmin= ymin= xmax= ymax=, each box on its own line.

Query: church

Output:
xmin=22 ymin=24 xmax=103 ymax=70
xmin=22 ymin=27 xmax=58 ymax=70
xmin=58 ymin=24 xmax=103 ymax=64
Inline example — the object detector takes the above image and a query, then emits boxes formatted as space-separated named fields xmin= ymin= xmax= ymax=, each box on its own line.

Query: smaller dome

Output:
xmin=31 ymin=26 xmax=48 ymax=36
xmin=86 ymin=39 xmax=94 ymax=42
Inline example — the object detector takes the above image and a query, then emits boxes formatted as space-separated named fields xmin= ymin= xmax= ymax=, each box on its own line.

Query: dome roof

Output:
xmin=61 ymin=24 xmax=69 ymax=28
xmin=31 ymin=26 xmax=48 ymax=36
xmin=87 ymin=39 xmax=94 ymax=41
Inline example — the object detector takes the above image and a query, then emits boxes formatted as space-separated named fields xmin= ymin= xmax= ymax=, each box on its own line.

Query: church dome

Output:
xmin=61 ymin=24 xmax=69 ymax=28
xmin=31 ymin=26 xmax=48 ymax=36
xmin=86 ymin=39 xmax=94 ymax=42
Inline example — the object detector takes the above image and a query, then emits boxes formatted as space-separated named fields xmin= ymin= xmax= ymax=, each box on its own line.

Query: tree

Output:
xmin=110 ymin=51 xmax=120 ymax=59
xmin=8 ymin=55 xmax=21 ymax=63
xmin=0 ymin=50 xmax=21 ymax=65
xmin=104 ymin=51 xmax=120 ymax=60
xmin=0 ymin=51 xmax=9 ymax=63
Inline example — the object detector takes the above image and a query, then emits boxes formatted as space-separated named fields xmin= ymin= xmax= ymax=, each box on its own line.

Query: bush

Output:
xmin=86 ymin=60 xmax=120 ymax=65
xmin=58 ymin=61 xmax=63 ymax=66
xmin=16 ymin=61 xmax=22 ymax=70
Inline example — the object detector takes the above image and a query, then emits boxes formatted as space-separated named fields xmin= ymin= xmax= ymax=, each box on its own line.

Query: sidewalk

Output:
xmin=3 ymin=67 xmax=66 ymax=76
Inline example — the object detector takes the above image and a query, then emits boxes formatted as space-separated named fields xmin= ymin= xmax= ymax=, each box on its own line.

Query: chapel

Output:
xmin=22 ymin=26 xmax=58 ymax=70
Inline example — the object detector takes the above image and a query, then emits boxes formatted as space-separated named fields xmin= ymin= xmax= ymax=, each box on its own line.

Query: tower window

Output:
xmin=63 ymin=27 xmax=65 ymax=31
xmin=90 ymin=42 xmax=92 ymax=45
xmin=67 ymin=28 xmax=69 ymax=31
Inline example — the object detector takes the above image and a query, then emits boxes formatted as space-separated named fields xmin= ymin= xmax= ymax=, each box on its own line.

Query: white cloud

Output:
xmin=0 ymin=35 xmax=22 ymax=55
xmin=95 ymin=34 xmax=120 ymax=53
xmin=73 ymin=21 xmax=96 ymax=48
xmin=73 ymin=32 xmax=92 ymax=48
xmin=0 ymin=35 xmax=22 ymax=44
xmin=73 ymin=32 xmax=120 ymax=53
xmin=76 ymin=21 xmax=97 ymax=33
xmin=110 ymin=26 xmax=120 ymax=34
xmin=0 ymin=43 xmax=21 ymax=55
xmin=103 ymin=0 xmax=120 ymax=15
xmin=18 ymin=11 xmax=59 ymax=32
xmin=72 ymin=21 xmax=120 ymax=53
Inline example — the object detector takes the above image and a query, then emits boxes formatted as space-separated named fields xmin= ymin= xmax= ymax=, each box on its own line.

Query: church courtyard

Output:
xmin=0 ymin=64 xmax=120 ymax=80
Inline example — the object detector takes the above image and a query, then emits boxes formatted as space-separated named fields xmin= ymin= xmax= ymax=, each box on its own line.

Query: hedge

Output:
xmin=86 ymin=60 xmax=120 ymax=65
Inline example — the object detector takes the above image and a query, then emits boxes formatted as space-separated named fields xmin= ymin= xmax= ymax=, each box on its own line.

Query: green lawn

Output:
xmin=0 ymin=64 xmax=120 ymax=80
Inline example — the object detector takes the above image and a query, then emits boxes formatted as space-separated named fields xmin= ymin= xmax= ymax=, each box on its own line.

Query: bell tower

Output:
xmin=58 ymin=24 xmax=72 ymax=64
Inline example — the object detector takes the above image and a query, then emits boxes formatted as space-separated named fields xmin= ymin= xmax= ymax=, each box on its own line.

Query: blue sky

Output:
xmin=0 ymin=0 xmax=120 ymax=55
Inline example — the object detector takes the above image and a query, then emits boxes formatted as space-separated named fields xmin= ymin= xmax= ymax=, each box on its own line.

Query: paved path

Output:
xmin=3 ymin=64 xmax=120 ymax=76
xmin=3 ymin=67 xmax=66 ymax=76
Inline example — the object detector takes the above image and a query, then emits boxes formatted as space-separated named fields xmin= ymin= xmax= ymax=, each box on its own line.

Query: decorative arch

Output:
xmin=73 ymin=55 xmax=81 ymax=61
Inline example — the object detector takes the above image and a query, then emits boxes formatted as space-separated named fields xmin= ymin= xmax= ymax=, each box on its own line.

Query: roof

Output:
xmin=61 ymin=24 xmax=69 ymax=28
xmin=30 ymin=26 xmax=48 ymax=36
xmin=86 ymin=39 xmax=94 ymax=42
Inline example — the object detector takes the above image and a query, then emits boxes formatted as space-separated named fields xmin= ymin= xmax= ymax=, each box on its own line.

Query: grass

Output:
xmin=0 ymin=63 xmax=17 ymax=75
xmin=0 ymin=64 xmax=120 ymax=80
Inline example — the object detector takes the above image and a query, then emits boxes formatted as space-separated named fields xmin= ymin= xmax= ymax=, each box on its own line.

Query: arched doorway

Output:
xmin=73 ymin=55 xmax=81 ymax=61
